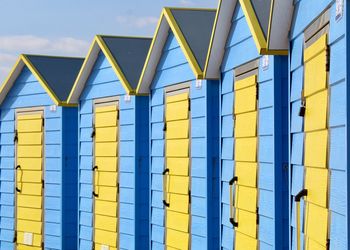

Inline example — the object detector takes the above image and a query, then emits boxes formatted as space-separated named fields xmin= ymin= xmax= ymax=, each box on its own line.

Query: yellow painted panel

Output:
xmin=305 ymin=237 xmax=327 ymax=250
xmin=234 ymin=75 xmax=257 ymax=91
xmin=17 ymin=194 xmax=42 ymax=209
xmin=235 ymin=231 xmax=258 ymax=250
xmin=95 ymin=105 xmax=117 ymax=113
xmin=236 ymin=209 xmax=257 ymax=238
xmin=95 ymin=200 xmax=117 ymax=217
xmin=166 ymin=100 xmax=189 ymax=122
xmin=166 ymin=228 xmax=189 ymax=249
xmin=94 ymin=244 xmax=117 ymax=250
xmin=235 ymin=138 xmax=257 ymax=162
xmin=234 ymin=86 xmax=257 ymax=114
xmin=95 ymin=142 xmax=118 ymax=157
xmin=19 ymin=183 xmax=42 ymax=196
xmin=95 ymin=157 xmax=118 ymax=172
xmin=305 ymin=168 xmax=328 ymax=207
xmin=304 ymin=130 xmax=328 ymax=168
xmin=236 ymin=186 xmax=257 ymax=212
xmin=304 ymin=90 xmax=328 ymax=132
xmin=96 ymin=127 xmax=118 ymax=142
xmin=168 ymin=176 xmax=189 ymax=195
xmin=17 ymin=219 xmax=42 ymax=234
xmin=95 ymin=228 xmax=117 ymax=247
xmin=95 ymin=171 xmax=117 ymax=187
xmin=17 ymin=207 xmax=42 ymax=221
xmin=95 ymin=214 xmax=117 ymax=231
xmin=235 ymin=162 xmax=257 ymax=187
xmin=235 ymin=112 xmax=257 ymax=138
xmin=304 ymin=34 xmax=328 ymax=62
xmin=17 ymin=119 xmax=42 ymax=133
xmin=17 ymin=114 xmax=42 ymax=120
xmin=17 ymin=158 xmax=42 ymax=170
xmin=95 ymin=111 xmax=118 ymax=128
xmin=18 ymin=170 xmax=42 ymax=183
xmin=17 ymin=232 xmax=41 ymax=247
xmin=166 ymin=210 xmax=189 ymax=233
xmin=304 ymin=203 xmax=328 ymax=246
xmin=17 ymin=146 xmax=42 ymax=158
xmin=166 ymin=92 xmax=189 ymax=104
xmin=18 ymin=132 xmax=42 ymax=145
xmin=17 ymin=245 xmax=42 ymax=250
xmin=166 ymin=139 xmax=189 ymax=157
xmin=96 ymin=186 xmax=117 ymax=202
xmin=304 ymin=50 xmax=327 ymax=97
xmin=167 ymin=120 xmax=189 ymax=139
xmin=167 ymin=158 xmax=189 ymax=176
xmin=168 ymin=193 xmax=189 ymax=214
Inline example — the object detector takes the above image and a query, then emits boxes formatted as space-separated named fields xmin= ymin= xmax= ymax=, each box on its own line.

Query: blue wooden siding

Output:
xmin=289 ymin=1 xmax=348 ymax=249
xmin=77 ymin=52 xmax=149 ymax=250
xmin=220 ymin=3 xmax=288 ymax=249
xmin=150 ymin=31 xmax=220 ymax=250
xmin=0 ymin=66 xmax=78 ymax=249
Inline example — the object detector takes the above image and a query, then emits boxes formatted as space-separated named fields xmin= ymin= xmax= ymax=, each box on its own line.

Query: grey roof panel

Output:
xmin=251 ymin=0 xmax=271 ymax=39
xmin=101 ymin=36 xmax=152 ymax=89
xmin=25 ymin=55 xmax=84 ymax=101
xmin=170 ymin=9 xmax=216 ymax=70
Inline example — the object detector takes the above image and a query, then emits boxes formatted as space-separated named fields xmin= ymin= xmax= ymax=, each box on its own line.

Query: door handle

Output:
xmin=295 ymin=189 xmax=308 ymax=250
xmin=92 ymin=166 xmax=99 ymax=197
xmin=15 ymin=165 xmax=21 ymax=193
xmin=163 ymin=168 xmax=170 ymax=207
xmin=229 ymin=176 xmax=238 ymax=227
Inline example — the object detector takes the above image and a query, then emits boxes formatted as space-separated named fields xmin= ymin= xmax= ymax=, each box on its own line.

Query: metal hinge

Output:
xmin=14 ymin=130 xmax=18 ymax=142
xmin=256 ymin=83 xmax=259 ymax=100
xmin=117 ymin=183 xmax=120 ymax=194
xmin=163 ymin=123 xmax=167 ymax=132
xmin=42 ymin=179 xmax=45 ymax=189
xmin=42 ymin=118 xmax=45 ymax=127
xmin=189 ymin=190 xmax=191 ymax=204
xmin=326 ymin=45 xmax=330 ymax=72
xmin=117 ymin=110 xmax=120 ymax=120
xmin=256 ymin=207 xmax=259 ymax=224
xmin=188 ymin=99 xmax=191 ymax=111
xmin=42 ymin=242 xmax=44 ymax=249
xmin=91 ymin=126 xmax=96 ymax=138
xmin=13 ymin=230 xmax=17 ymax=243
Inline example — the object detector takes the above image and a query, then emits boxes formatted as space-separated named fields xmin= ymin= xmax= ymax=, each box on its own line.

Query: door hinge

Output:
xmin=42 ymin=179 xmax=45 ymax=189
xmin=14 ymin=130 xmax=18 ymax=142
xmin=117 ymin=183 xmax=120 ymax=194
xmin=188 ymin=99 xmax=191 ymax=111
xmin=13 ymin=230 xmax=17 ymax=243
xmin=91 ymin=126 xmax=96 ymax=138
xmin=117 ymin=110 xmax=120 ymax=120
xmin=326 ymin=239 xmax=330 ymax=250
xmin=326 ymin=45 xmax=330 ymax=72
xmin=41 ymin=242 xmax=44 ymax=249
xmin=42 ymin=118 xmax=45 ymax=127
xmin=189 ymin=190 xmax=191 ymax=204
xmin=256 ymin=83 xmax=259 ymax=100
xmin=163 ymin=123 xmax=167 ymax=132
xmin=256 ymin=207 xmax=259 ymax=224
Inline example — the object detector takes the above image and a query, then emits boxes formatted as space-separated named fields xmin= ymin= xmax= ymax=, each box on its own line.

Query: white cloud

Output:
xmin=180 ymin=0 xmax=194 ymax=5
xmin=116 ymin=15 xmax=158 ymax=28
xmin=0 ymin=35 xmax=90 ymax=56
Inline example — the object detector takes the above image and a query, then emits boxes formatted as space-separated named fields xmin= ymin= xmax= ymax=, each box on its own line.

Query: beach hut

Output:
xmin=286 ymin=0 xmax=348 ymax=249
xmin=0 ymin=55 xmax=83 ymax=249
xmin=136 ymin=7 xmax=220 ymax=250
xmin=67 ymin=35 xmax=151 ymax=250
xmin=205 ymin=0 xmax=292 ymax=249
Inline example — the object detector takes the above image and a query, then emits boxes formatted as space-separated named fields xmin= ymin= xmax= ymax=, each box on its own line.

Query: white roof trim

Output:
xmin=137 ymin=17 xmax=169 ymax=94
xmin=205 ymin=0 xmax=237 ymax=79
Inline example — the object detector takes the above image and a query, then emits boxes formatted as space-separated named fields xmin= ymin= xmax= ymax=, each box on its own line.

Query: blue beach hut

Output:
xmin=205 ymin=0 xmax=292 ymax=249
xmin=67 ymin=35 xmax=151 ymax=250
xmin=136 ymin=7 xmax=220 ymax=250
xmin=0 ymin=55 xmax=83 ymax=249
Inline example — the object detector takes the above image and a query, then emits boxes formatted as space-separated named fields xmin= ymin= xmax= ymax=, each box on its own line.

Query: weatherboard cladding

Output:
xmin=0 ymin=66 xmax=78 ymax=249
xmin=289 ymin=0 xmax=348 ymax=249
xmin=150 ymin=31 xmax=220 ymax=249
xmin=220 ymin=3 xmax=288 ymax=250
xmin=77 ymin=51 xmax=149 ymax=250
xmin=100 ymin=36 xmax=152 ymax=90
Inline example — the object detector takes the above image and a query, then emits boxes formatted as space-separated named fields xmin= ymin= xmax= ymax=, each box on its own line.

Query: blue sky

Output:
xmin=0 ymin=0 xmax=217 ymax=83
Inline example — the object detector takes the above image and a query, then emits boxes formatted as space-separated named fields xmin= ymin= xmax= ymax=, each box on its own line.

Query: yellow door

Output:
xmin=164 ymin=89 xmax=191 ymax=250
xmin=232 ymin=75 xmax=258 ymax=250
xmin=302 ymin=34 xmax=330 ymax=249
xmin=93 ymin=103 xmax=119 ymax=250
xmin=15 ymin=112 xmax=44 ymax=250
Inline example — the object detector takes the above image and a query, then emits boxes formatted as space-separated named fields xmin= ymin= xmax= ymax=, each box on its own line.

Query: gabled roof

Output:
xmin=0 ymin=54 xmax=84 ymax=106
xmin=136 ymin=7 xmax=216 ymax=94
xmin=68 ymin=35 xmax=152 ymax=103
xmin=205 ymin=0 xmax=293 ymax=79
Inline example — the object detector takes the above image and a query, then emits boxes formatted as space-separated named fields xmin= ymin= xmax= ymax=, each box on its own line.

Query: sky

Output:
xmin=0 ymin=0 xmax=217 ymax=83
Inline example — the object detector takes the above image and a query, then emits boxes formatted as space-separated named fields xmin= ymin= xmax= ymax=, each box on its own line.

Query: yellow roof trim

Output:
xmin=96 ymin=35 xmax=135 ymax=95
xmin=136 ymin=11 xmax=164 ymax=94
xmin=21 ymin=55 xmax=61 ymax=105
xmin=239 ymin=0 xmax=267 ymax=54
xmin=203 ymin=0 xmax=221 ymax=78
xmin=266 ymin=0 xmax=274 ymax=49
xmin=164 ymin=8 xmax=204 ymax=79
xmin=67 ymin=38 xmax=97 ymax=103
